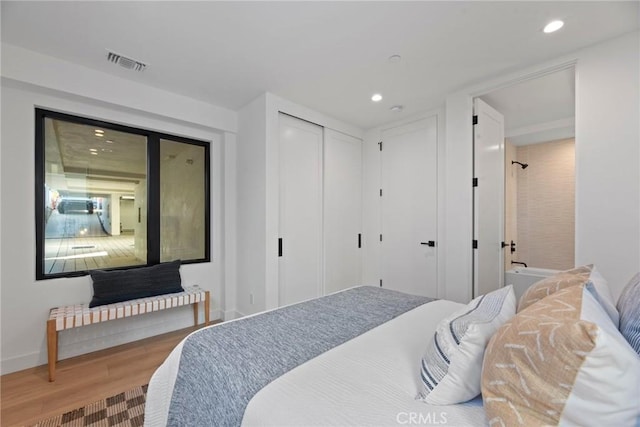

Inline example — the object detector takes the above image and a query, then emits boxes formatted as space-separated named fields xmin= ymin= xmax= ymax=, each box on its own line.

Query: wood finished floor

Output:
xmin=0 ymin=323 xmax=216 ymax=427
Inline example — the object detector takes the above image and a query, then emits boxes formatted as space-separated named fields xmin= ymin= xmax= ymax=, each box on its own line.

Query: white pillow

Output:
xmin=588 ymin=265 xmax=619 ymax=325
xmin=483 ymin=284 xmax=640 ymax=426
xmin=518 ymin=264 xmax=619 ymax=326
xmin=418 ymin=285 xmax=515 ymax=405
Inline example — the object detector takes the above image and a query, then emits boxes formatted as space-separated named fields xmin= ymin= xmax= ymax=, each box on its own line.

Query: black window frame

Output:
xmin=35 ymin=108 xmax=211 ymax=280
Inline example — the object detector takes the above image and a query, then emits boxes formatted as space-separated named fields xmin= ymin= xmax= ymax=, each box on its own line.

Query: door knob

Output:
xmin=501 ymin=241 xmax=516 ymax=253
xmin=420 ymin=241 xmax=436 ymax=247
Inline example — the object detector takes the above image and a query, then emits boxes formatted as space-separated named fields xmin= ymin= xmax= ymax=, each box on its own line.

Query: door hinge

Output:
xmin=472 ymin=115 xmax=478 ymax=125
xmin=379 ymin=188 xmax=383 ymax=197
xmin=473 ymin=177 xmax=478 ymax=187
xmin=379 ymin=279 xmax=383 ymax=287
xmin=358 ymin=233 xmax=362 ymax=248
xmin=278 ymin=238 xmax=283 ymax=257
xmin=378 ymin=141 xmax=383 ymax=151
xmin=472 ymin=239 xmax=478 ymax=249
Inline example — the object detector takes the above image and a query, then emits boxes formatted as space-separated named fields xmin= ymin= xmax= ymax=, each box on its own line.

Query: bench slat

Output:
xmin=48 ymin=286 xmax=207 ymax=331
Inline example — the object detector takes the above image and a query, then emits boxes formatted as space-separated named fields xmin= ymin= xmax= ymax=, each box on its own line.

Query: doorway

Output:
xmin=475 ymin=66 xmax=576 ymax=291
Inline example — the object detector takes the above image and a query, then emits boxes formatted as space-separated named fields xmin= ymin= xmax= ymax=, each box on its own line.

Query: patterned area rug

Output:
xmin=30 ymin=384 xmax=147 ymax=427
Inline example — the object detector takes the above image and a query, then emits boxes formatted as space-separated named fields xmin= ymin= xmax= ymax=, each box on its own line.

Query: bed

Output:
xmin=145 ymin=268 xmax=640 ymax=427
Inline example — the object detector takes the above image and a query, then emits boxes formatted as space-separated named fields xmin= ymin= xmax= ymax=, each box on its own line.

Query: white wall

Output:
xmin=444 ymin=31 xmax=639 ymax=301
xmin=236 ymin=94 xmax=267 ymax=316
xmin=2 ymin=43 xmax=236 ymax=133
xmin=0 ymin=46 xmax=236 ymax=374
xmin=361 ymin=127 xmax=382 ymax=287
xmin=223 ymin=132 xmax=238 ymax=320
xmin=574 ymin=32 xmax=640 ymax=297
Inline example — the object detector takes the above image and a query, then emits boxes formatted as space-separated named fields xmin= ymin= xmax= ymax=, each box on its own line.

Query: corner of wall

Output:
xmin=236 ymin=94 xmax=268 ymax=315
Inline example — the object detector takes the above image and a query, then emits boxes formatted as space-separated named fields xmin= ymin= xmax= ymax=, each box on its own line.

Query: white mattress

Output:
xmin=241 ymin=299 xmax=487 ymax=427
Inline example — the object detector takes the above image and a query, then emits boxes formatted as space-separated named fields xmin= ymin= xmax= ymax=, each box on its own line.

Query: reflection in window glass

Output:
xmin=160 ymin=139 xmax=206 ymax=262
xmin=37 ymin=109 xmax=210 ymax=280
xmin=42 ymin=117 xmax=147 ymax=275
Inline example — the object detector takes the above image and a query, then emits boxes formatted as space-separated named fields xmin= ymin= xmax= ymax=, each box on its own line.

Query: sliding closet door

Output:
xmin=380 ymin=117 xmax=438 ymax=297
xmin=278 ymin=114 xmax=323 ymax=306
xmin=324 ymin=129 xmax=362 ymax=294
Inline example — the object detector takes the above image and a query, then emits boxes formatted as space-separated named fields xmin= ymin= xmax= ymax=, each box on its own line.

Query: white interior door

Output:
xmin=381 ymin=117 xmax=438 ymax=297
xmin=278 ymin=114 xmax=323 ymax=306
xmin=473 ymin=98 xmax=505 ymax=297
xmin=324 ymin=129 xmax=362 ymax=294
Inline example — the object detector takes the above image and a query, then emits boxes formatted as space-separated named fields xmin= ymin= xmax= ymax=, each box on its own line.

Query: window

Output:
xmin=35 ymin=109 xmax=210 ymax=280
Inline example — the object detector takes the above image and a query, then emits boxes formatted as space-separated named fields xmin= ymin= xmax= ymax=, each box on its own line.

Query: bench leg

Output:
xmin=193 ymin=292 xmax=210 ymax=326
xmin=193 ymin=302 xmax=198 ymax=326
xmin=204 ymin=291 xmax=210 ymax=325
xmin=47 ymin=319 xmax=57 ymax=382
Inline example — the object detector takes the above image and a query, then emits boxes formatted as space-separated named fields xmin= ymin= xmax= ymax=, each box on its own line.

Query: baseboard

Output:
xmin=210 ymin=309 xmax=222 ymax=321
xmin=2 ymin=307 xmax=223 ymax=376
xmin=1 ymin=351 xmax=42 ymax=376
xmin=222 ymin=309 xmax=242 ymax=321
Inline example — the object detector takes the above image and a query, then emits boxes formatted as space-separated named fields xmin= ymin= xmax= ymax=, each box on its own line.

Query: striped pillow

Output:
xmin=617 ymin=272 xmax=640 ymax=355
xmin=418 ymin=285 xmax=515 ymax=405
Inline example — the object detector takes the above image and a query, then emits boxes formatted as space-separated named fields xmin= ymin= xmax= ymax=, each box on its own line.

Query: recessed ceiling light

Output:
xmin=105 ymin=140 xmax=114 ymax=144
xmin=543 ymin=20 xmax=564 ymax=33
xmin=94 ymin=129 xmax=104 ymax=134
xmin=388 ymin=54 xmax=402 ymax=63
xmin=390 ymin=105 xmax=404 ymax=112
xmin=371 ymin=93 xmax=383 ymax=102
xmin=89 ymin=148 xmax=98 ymax=152
xmin=90 ymin=152 xmax=98 ymax=156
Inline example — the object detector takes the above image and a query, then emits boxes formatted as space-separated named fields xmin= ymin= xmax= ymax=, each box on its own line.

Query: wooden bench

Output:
xmin=46 ymin=286 xmax=210 ymax=382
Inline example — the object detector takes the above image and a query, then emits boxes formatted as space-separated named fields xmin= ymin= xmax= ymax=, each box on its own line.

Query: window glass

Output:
xmin=43 ymin=117 xmax=147 ymax=275
xmin=160 ymin=139 xmax=207 ymax=262
xmin=36 ymin=109 xmax=210 ymax=280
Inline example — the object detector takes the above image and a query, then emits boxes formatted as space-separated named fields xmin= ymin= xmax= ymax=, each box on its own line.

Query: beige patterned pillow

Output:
xmin=482 ymin=284 xmax=640 ymax=426
xmin=517 ymin=264 xmax=592 ymax=311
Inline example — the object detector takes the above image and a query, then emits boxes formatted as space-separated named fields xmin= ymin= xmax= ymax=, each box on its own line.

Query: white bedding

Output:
xmin=241 ymin=299 xmax=487 ymax=427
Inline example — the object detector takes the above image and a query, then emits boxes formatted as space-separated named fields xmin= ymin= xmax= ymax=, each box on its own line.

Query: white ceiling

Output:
xmin=481 ymin=67 xmax=576 ymax=145
xmin=1 ymin=1 xmax=638 ymax=130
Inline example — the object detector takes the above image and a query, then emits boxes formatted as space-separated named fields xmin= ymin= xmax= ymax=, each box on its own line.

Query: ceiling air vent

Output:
xmin=106 ymin=50 xmax=147 ymax=72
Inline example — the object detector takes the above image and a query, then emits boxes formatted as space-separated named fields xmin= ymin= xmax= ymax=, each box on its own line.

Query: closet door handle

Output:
xmin=420 ymin=241 xmax=436 ymax=247
xmin=278 ymin=238 xmax=283 ymax=257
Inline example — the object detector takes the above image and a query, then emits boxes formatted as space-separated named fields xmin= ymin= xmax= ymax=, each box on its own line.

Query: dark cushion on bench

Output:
xmin=89 ymin=260 xmax=183 ymax=308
